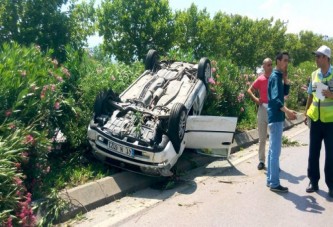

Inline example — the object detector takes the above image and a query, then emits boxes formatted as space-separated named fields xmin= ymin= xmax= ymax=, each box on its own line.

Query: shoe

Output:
xmin=270 ymin=185 xmax=288 ymax=193
xmin=257 ymin=162 xmax=265 ymax=170
xmin=306 ymin=182 xmax=319 ymax=193
xmin=329 ymin=189 xmax=333 ymax=198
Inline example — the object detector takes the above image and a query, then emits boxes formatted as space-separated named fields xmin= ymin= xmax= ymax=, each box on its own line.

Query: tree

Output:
xmin=0 ymin=0 xmax=96 ymax=62
xmin=211 ymin=13 xmax=287 ymax=69
xmin=285 ymin=31 xmax=324 ymax=66
xmin=0 ymin=0 xmax=23 ymax=44
xmin=67 ymin=0 xmax=97 ymax=50
xmin=173 ymin=4 xmax=211 ymax=59
xmin=98 ymin=0 xmax=175 ymax=63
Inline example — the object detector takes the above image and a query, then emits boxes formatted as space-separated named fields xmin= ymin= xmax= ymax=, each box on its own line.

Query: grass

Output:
xmin=34 ymin=150 xmax=118 ymax=199
xmin=282 ymin=136 xmax=300 ymax=147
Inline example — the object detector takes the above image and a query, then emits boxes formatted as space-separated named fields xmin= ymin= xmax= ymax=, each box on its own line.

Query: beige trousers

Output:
xmin=257 ymin=104 xmax=268 ymax=163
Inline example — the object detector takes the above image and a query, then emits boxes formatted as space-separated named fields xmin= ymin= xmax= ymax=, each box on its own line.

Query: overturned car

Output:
xmin=87 ymin=50 xmax=237 ymax=176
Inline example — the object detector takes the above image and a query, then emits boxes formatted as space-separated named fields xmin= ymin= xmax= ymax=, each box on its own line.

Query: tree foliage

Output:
xmin=0 ymin=0 xmax=96 ymax=62
xmin=173 ymin=4 xmax=211 ymax=59
xmin=98 ymin=0 xmax=175 ymax=63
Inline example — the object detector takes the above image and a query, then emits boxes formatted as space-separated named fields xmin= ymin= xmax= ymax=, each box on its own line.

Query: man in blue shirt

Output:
xmin=267 ymin=52 xmax=297 ymax=193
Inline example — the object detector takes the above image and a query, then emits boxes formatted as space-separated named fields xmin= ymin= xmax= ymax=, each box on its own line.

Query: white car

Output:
xmin=87 ymin=50 xmax=237 ymax=176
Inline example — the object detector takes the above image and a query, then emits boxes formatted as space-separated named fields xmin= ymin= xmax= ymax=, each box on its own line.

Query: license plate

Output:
xmin=108 ymin=141 xmax=132 ymax=156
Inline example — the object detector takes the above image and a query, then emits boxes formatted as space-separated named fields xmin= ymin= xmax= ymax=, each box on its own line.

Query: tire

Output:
xmin=93 ymin=91 xmax=108 ymax=119
xmin=145 ymin=49 xmax=158 ymax=71
xmin=197 ymin=57 xmax=211 ymax=86
xmin=168 ymin=103 xmax=187 ymax=153
xmin=93 ymin=89 xmax=119 ymax=120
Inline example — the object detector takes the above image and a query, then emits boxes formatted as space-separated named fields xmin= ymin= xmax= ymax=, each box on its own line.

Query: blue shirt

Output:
xmin=267 ymin=69 xmax=290 ymax=123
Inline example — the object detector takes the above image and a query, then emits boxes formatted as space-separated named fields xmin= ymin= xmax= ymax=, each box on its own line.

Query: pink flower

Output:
xmin=54 ymin=101 xmax=60 ymax=110
xmin=14 ymin=177 xmax=23 ymax=185
xmin=50 ymin=84 xmax=56 ymax=91
xmin=56 ymin=76 xmax=63 ymax=82
xmin=5 ymin=216 xmax=12 ymax=227
xmin=25 ymin=135 xmax=34 ymax=144
xmin=52 ymin=59 xmax=58 ymax=68
xmin=15 ymin=162 xmax=21 ymax=169
xmin=211 ymin=67 xmax=216 ymax=73
xmin=208 ymin=77 xmax=216 ymax=85
xmin=5 ymin=110 xmax=12 ymax=117
xmin=240 ymin=107 xmax=245 ymax=112
xmin=237 ymin=93 xmax=245 ymax=102
xmin=62 ymin=67 xmax=70 ymax=77
xmin=9 ymin=123 xmax=16 ymax=129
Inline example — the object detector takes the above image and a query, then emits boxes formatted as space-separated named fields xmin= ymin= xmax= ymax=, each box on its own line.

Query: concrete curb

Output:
xmin=57 ymin=113 xmax=305 ymax=223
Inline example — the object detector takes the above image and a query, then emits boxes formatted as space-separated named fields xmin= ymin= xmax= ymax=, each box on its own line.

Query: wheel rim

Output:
xmin=178 ymin=111 xmax=186 ymax=139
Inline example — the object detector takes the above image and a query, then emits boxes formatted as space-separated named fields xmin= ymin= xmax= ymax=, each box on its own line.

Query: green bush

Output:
xmin=0 ymin=43 xmax=76 ymax=226
xmin=202 ymin=58 xmax=257 ymax=131
xmin=285 ymin=61 xmax=315 ymax=110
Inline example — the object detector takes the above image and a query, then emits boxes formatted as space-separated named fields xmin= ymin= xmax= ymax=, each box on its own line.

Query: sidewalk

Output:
xmin=56 ymin=114 xmax=305 ymax=223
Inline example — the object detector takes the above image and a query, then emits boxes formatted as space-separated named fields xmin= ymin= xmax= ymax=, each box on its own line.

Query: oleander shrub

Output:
xmin=0 ymin=43 xmax=77 ymax=226
xmin=202 ymin=58 xmax=257 ymax=130
xmin=285 ymin=61 xmax=315 ymax=110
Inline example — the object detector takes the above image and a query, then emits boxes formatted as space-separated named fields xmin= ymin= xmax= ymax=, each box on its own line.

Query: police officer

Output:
xmin=305 ymin=45 xmax=333 ymax=198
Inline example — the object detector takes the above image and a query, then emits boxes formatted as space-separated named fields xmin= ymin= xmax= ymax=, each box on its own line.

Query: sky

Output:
xmin=88 ymin=0 xmax=332 ymax=47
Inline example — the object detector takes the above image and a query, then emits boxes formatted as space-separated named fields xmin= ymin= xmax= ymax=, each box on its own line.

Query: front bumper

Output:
xmin=88 ymin=126 xmax=182 ymax=176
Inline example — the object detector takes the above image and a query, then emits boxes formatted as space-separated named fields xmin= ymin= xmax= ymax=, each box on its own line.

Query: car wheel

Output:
xmin=94 ymin=91 xmax=108 ymax=118
xmin=145 ymin=49 xmax=158 ymax=71
xmin=168 ymin=103 xmax=187 ymax=153
xmin=93 ymin=89 xmax=119 ymax=120
xmin=197 ymin=57 xmax=211 ymax=86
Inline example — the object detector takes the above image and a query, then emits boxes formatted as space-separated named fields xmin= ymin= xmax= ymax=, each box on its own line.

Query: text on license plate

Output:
xmin=108 ymin=141 xmax=132 ymax=156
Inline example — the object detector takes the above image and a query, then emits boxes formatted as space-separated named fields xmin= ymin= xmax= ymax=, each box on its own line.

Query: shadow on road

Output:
xmin=280 ymin=192 xmax=325 ymax=214
xmin=280 ymin=169 xmax=306 ymax=184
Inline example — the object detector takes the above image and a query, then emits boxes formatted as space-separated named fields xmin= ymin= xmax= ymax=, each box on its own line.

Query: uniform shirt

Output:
xmin=252 ymin=74 xmax=269 ymax=104
xmin=307 ymin=65 xmax=332 ymax=94
xmin=267 ymin=69 xmax=290 ymax=123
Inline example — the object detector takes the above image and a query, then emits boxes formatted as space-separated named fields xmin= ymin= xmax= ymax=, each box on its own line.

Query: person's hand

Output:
xmin=255 ymin=98 xmax=261 ymax=105
xmin=283 ymin=71 xmax=289 ymax=84
xmin=304 ymin=113 xmax=308 ymax=125
xmin=322 ymin=89 xmax=333 ymax=99
xmin=286 ymin=109 xmax=297 ymax=120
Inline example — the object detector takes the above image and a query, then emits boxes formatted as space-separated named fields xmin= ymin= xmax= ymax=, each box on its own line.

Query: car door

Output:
xmin=184 ymin=116 xmax=238 ymax=158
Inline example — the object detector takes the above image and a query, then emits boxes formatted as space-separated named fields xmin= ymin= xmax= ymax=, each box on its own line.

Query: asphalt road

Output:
xmin=70 ymin=124 xmax=333 ymax=227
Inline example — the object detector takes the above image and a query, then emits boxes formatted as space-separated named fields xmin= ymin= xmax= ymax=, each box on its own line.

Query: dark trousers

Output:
xmin=308 ymin=119 xmax=333 ymax=189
